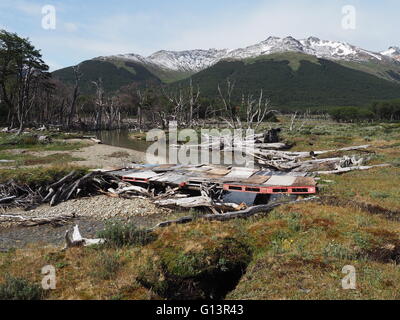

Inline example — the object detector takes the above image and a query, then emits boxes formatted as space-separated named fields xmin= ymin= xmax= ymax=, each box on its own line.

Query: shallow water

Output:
xmin=96 ymin=129 xmax=150 ymax=152
xmin=95 ymin=129 xmax=251 ymax=167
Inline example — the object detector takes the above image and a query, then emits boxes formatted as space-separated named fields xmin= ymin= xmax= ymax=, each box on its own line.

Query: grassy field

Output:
xmin=0 ymin=133 xmax=87 ymax=168
xmin=1 ymin=120 xmax=400 ymax=300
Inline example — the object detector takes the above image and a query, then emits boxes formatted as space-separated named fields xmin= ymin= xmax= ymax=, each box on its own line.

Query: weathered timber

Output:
xmin=316 ymin=164 xmax=391 ymax=175
xmin=64 ymin=225 xmax=105 ymax=249
xmin=149 ymin=197 xmax=318 ymax=230
xmin=0 ymin=213 xmax=76 ymax=227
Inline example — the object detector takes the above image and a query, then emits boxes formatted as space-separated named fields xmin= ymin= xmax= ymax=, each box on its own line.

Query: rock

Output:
xmin=37 ymin=125 xmax=47 ymax=132
xmin=263 ymin=128 xmax=282 ymax=143
xmin=38 ymin=135 xmax=52 ymax=144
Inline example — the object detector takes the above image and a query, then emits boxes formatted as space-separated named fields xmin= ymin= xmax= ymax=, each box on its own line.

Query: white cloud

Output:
xmin=0 ymin=0 xmax=42 ymax=16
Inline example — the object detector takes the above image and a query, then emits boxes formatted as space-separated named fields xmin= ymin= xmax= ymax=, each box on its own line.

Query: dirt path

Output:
xmin=2 ymin=139 xmax=148 ymax=169
xmin=52 ymin=139 xmax=147 ymax=168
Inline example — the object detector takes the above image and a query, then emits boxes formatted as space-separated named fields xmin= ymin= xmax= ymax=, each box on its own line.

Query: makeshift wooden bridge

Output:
xmin=108 ymin=164 xmax=317 ymax=195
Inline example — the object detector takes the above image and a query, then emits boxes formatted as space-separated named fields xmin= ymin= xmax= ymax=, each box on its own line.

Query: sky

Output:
xmin=0 ymin=0 xmax=399 ymax=71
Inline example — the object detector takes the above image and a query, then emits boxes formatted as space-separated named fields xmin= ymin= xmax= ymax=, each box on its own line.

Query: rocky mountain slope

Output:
xmin=97 ymin=36 xmax=398 ymax=77
xmin=52 ymin=36 xmax=400 ymax=106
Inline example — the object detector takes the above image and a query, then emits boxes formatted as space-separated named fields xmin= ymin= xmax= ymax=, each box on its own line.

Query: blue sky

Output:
xmin=0 ymin=0 xmax=399 ymax=71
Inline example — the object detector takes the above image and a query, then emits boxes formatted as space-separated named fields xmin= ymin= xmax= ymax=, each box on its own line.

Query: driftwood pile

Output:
xmin=0 ymin=182 xmax=42 ymax=211
xmin=0 ymin=171 xmax=120 ymax=211
xmin=184 ymin=129 xmax=388 ymax=175
xmin=244 ymin=145 xmax=390 ymax=174
xmin=105 ymin=180 xmax=245 ymax=214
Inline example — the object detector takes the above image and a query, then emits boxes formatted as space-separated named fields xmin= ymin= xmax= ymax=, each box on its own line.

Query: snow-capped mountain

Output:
xmin=381 ymin=47 xmax=400 ymax=61
xmin=98 ymin=36 xmax=396 ymax=74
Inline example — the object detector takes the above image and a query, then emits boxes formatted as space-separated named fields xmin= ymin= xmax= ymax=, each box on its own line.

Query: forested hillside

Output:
xmin=177 ymin=56 xmax=400 ymax=107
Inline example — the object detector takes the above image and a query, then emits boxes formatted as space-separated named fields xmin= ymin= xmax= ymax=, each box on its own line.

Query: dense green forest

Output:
xmin=52 ymin=53 xmax=400 ymax=110
xmin=329 ymin=99 xmax=400 ymax=122
xmin=52 ymin=60 xmax=161 ymax=94
xmin=177 ymin=58 xmax=400 ymax=108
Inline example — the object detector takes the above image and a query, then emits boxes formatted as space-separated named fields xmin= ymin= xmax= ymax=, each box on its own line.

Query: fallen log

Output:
xmin=248 ymin=145 xmax=372 ymax=162
xmin=90 ymin=138 xmax=102 ymax=144
xmin=316 ymin=164 xmax=391 ymax=175
xmin=48 ymin=171 xmax=78 ymax=190
xmin=0 ymin=196 xmax=16 ymax=204
xmin=149 ymin=197 xmax=318 ymax=230
xmin=155 ymin=196 xmax=212 ymax=209
xmin=0 ymin=213 xmax=76 ymax=227
xmin=108 ymin=185 xmax=153 ymax=198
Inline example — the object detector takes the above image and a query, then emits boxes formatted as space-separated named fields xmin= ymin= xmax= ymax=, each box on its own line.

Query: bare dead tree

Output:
xmin=217 ymin=79 xmax=238 ymax=129
xmin=289 ymin=109 xmax=311 ymax=132
xmin=104 ymin=96 xmax=121 ymax=130
xmin=66 ymin=65 xmax=82 ymax=129
xmin=187 ymin=79 xmax=201 ymax=126
xmin=92 ymin=79 xmax=105 ymax=130
xmin=136 ymin=89 xmax=149 ymax=131
xmin=161 ymin=79 xmax=201 ymax=127
xmin=162 ymin=86 xmax=185 ymax=125
xmin=242 ymin=90 xmax=275 ymax=130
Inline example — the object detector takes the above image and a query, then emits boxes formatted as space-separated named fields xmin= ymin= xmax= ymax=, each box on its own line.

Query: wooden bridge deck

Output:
xmin=108 ymin=164 xmax=317 ymax=195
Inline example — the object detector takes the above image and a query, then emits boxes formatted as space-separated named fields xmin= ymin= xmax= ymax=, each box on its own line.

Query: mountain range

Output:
xmin=52 ymin=36 xmax=400 ymax=107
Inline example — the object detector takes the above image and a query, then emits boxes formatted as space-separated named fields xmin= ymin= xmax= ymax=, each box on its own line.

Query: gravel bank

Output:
xmin=0 ymin=196 xmax=176 ymax=250
xmin=3 ymin=195 xmax=172 ymax=221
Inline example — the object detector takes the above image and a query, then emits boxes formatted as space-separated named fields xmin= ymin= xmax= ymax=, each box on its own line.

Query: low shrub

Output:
xmin=90 ymin=252 xmax=121 ymax=280
xmin=0 ymin=275 xmax=44 ymax=300
xmin=97 ymin=221 xmax=157 ymax=247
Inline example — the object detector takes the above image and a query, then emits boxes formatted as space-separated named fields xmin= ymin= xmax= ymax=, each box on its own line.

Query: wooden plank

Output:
xmin=225 ymin=167 xmax=258 ymax=179
xmin=264 ymin=176 xmax=297 ymax=186
xmin=123 ymin=171 xmax=160 ymax=180
xmin=242 ymin=175 xmax=270 ymax=185
xmin=292 ymin=177 xmax=317 ymax=187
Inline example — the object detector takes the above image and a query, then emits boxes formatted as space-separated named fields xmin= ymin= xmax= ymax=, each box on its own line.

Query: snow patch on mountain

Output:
xmin=98 ymin=36 xmax=393 ymax=73
xmin=381 ymin=47 xmax=400 ymax=61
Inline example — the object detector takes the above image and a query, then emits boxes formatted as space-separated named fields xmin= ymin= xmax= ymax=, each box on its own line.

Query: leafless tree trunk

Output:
xmin=66 ymin=66 xmax=82 ymax=129
xmin=242 ymin=90 xmax=275 ymax=130
xmin=92 ymin=79 xmax=105 ymax=131
xmin=289 ymin=109 xmax=311 ymax=132
xmin=217 ymin=79 xmax=238 ymax=129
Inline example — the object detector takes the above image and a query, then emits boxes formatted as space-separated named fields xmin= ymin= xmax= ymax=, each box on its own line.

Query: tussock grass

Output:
xmin=0 ymin=133 xmax=86 ymax=152
xmin=0 ymin=165 xmax=89 ymax=187
xmin=97 ymin=221 xmax=157 ymax=248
